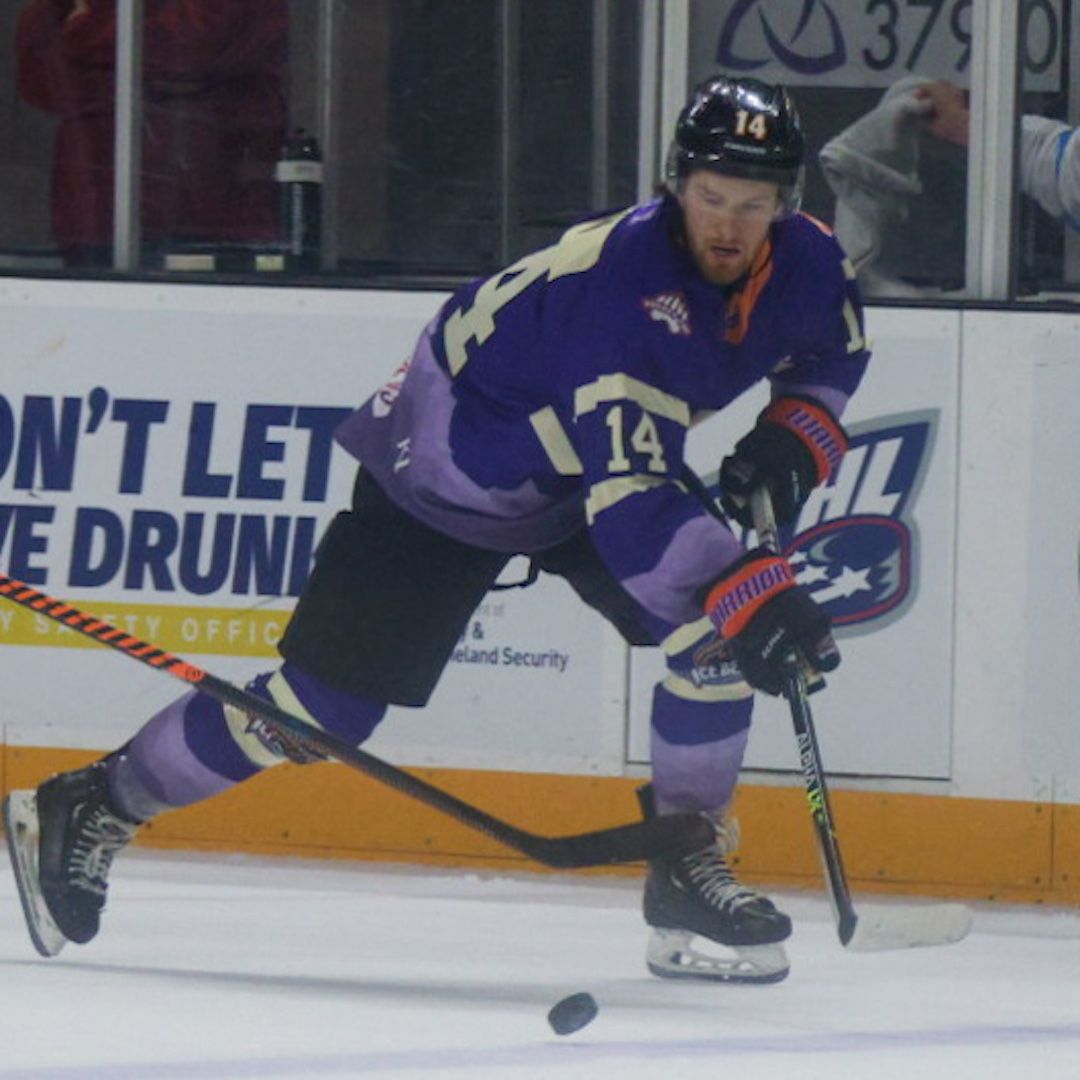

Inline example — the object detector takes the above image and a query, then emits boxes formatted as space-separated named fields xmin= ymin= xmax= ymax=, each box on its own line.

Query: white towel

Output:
xmin=819 ymin=78 xmax=935 ymax=294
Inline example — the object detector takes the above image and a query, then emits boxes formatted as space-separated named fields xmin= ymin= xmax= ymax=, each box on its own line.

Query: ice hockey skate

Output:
xmin=642 ymin=799 xmax=791 ymax=984
xmin=3 ymin=761 xmax=139 ymax=957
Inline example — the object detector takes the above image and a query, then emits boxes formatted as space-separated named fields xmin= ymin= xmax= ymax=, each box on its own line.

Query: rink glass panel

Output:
xmin=1016 ymin=0 xmax=1079 ymax=296
xmin=0 ymin=0 xmax=641 ymax=283
xmin=0 ymin=1 xmax=70 ymax=272
xmin=0 ymin=2 xmax=1076 ymax=301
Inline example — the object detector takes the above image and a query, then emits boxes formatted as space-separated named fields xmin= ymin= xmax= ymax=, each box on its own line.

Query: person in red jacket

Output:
xmin=16 ymin=0 xmax=289 ymax=265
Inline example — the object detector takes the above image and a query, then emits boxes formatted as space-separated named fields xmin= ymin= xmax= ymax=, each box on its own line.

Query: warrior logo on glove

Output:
xmin=704 ymin=548 xmax=840 ymax=697
xmin=721 ymin=394 xmax=849 ymax=530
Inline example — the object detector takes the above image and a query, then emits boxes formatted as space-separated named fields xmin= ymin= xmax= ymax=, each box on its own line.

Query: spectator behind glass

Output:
xmin=818 ymin=77 xmax=967 ymax=298
xmin=16 ymin=0 xmax=288 ymax=266
xmin=917 ymin=80 xmax=1080 ymax=230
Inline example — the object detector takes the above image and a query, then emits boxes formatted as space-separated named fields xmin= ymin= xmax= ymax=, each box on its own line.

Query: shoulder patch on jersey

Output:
xmin=371 ymin=357 xmax=412 ymax=418
xmin=642 ymin=291 xmax=692 ymax=336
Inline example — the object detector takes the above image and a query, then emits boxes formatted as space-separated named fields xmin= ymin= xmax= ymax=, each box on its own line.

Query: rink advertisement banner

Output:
xmin=0 ymin=286 xmax=957 ymax=778
xmin=692 ymin=0 xmax=1064 ymax=90
xmin=0 ymin=389 xmax=345 ymax=656
xmin=0 ymin=282 xmax=626 ymax=772
xmin=629 ymin=306 xmax=960 ymax=779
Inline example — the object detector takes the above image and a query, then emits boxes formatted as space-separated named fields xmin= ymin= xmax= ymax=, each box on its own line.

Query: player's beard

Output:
xmin=692 ymin=234 xmax=763 ymax=286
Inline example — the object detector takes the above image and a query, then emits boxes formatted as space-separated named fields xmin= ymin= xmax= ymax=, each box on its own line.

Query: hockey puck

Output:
xmin=547 ymin=991 xmax=599 ymax=1035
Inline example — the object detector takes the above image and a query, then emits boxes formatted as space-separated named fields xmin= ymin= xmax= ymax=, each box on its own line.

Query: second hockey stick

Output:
xmin=750 ymin=488 xmax=973 ymax=951
xmin=0 ymin=575 xmax=712 ymax=870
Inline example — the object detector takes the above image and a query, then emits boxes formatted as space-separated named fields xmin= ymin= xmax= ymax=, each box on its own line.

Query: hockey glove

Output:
xmin=720 ymin=396 xmax=848 ymax=528
xmin=704 ymin=549 xmax=840 ymax=696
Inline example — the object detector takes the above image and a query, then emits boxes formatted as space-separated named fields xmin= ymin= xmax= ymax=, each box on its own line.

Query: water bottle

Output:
xmin=276 ymin=128 xmax=323 ymax=271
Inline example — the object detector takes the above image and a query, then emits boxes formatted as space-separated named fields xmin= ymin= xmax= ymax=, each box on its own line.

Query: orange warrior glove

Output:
xmin=704 ymin=549 xmax=839 ymax=696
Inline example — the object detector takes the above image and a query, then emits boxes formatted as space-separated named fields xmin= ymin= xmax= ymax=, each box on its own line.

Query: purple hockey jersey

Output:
xmin=336 ymin=196 xmax=869 ymax=630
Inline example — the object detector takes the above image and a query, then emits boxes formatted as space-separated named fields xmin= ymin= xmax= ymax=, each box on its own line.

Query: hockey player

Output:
xmin=3 ymin=75 xmax=869 ymax=983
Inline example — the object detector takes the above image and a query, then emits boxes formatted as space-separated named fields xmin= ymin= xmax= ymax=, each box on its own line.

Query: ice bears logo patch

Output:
xmin=713 ymin=410 xmax=936 ymax=634
xmin=642 ymin=292 xmax=692 ymax=336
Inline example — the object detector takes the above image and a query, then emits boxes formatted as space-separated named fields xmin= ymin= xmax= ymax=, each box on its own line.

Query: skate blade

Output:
xmin=646 ymin=928 xmax=789 ymax=984
xmin=2 ymin=791 xmax=68 ymax=958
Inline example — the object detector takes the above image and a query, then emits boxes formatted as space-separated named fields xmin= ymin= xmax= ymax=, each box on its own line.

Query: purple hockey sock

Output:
xmin=106 ymin=665 xmax=389 ymax=822
xmin=649 ymin=684 xmax=753 ymax=815
xmin=106 ymin=690 xmax=247 ymax=821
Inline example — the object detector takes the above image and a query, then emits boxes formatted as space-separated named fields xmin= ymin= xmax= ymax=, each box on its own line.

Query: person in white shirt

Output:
xmin=917 ymin=80 xmax=1080 ymax=229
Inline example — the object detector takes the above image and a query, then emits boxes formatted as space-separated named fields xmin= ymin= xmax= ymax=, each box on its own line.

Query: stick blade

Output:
xmin=845 ymin=902 xmax=974 ymax=952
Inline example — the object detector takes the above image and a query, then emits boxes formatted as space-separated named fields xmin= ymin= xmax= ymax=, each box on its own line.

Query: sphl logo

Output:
xmin=715 ymin=411 xmax=936 ymax=632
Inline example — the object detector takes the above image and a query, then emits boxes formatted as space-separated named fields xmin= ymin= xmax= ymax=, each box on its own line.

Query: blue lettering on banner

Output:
xmin=0 ymin=504 xmax=56 ymax=583
xmin=295 ymin=406 xmax=347 ymax=501
xmin=183 ymin=403 xmax=232 ymax=497
xmin=450 ymin=642 xmax=571 ymax=673
xmin=0 ymin=395 xmax=83 ymax=491
xmin=112 ymin=398 xmax=170 ymax=494
xmin=182 ymin=401 xmax=351 ymax=499
xmin=67 ymin=508 xmax=319 ymax=596
xmin=0 ymin=389 xmax=352 ymax=599
xmin=238 ymin=405 xmax=293 ymax=500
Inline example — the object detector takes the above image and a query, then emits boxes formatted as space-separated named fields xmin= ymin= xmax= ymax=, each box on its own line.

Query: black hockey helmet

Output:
xmin=665 ymin=74 xmax=805 ymax=216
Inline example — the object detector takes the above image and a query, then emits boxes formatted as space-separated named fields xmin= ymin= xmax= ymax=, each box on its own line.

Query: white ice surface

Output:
xmin=2 ymin=850 xmax=1079 ymax=1079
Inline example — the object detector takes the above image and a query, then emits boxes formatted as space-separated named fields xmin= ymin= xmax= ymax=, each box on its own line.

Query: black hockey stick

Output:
xmin=750 ymin=489 xmax=972 ymax=951
xmin=0 ymin=575 xmax=712 ymax=870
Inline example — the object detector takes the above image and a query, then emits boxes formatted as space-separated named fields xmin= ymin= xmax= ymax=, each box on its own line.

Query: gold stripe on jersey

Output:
xmin=444 ymin=209 xmax=633 ymax=375
xmin=266 ymin=670 xmax=324 ymax=729
xmin=584 ymin=474 xmax=670 ymax=524
xmin=661 ymin=615 xmax=715 ymax=656
xmin=529 ymin=406 xmax=584 ymax=475
xmin=574 ymin=373 xmax=691 ymax=426
xmin=842 ymin=299 xmax=866 ymax=353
